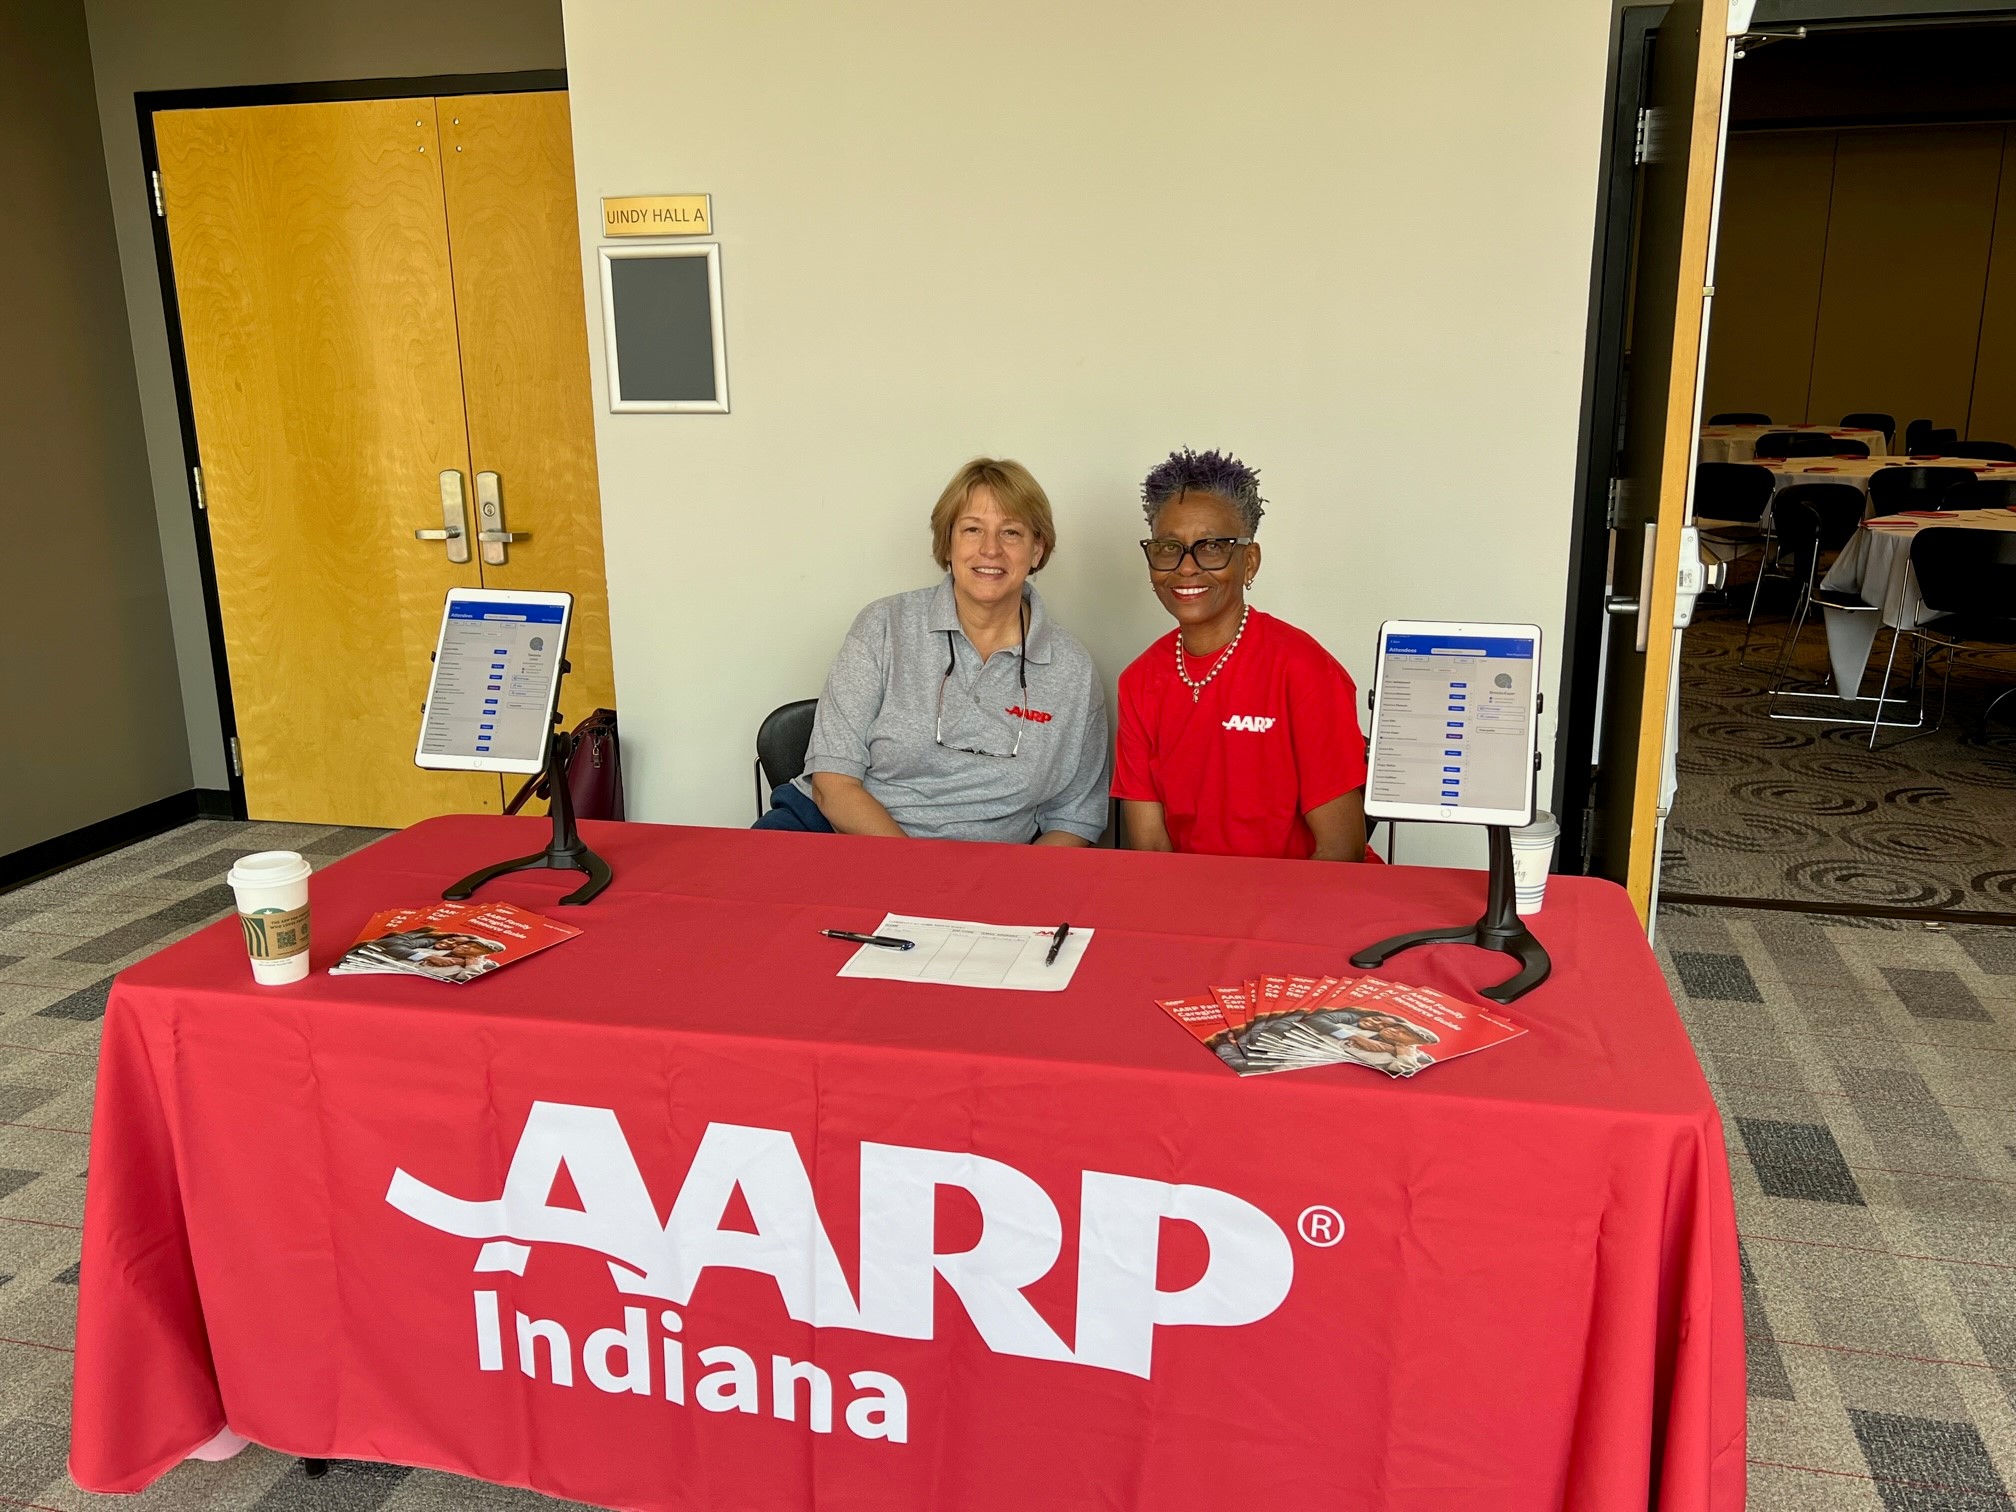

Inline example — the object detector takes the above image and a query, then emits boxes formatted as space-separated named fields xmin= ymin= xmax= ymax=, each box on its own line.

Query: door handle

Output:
xmin=473 ymin=471 xmax=528 ymax=565
xmin=1603 ymin=522 xmax=1658 ymax=653
xmin=416 ymin=471 xmax=472 ymax=563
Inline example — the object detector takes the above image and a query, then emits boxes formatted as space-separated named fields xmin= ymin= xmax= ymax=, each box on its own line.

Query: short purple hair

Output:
xmin=1140 ymin=448 xmax=1266 ymax=533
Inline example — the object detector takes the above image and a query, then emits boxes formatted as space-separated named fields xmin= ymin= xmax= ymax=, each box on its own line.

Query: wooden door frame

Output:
xmin=136 ymin=69 xmax=566 ymax=821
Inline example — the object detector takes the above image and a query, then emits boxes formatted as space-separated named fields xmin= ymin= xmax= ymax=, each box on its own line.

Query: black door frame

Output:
xmin=1553 ymin=2 xmax=2016 ymax=875
xmin=136 ymin=69 xmax=566 ymax=821
xmin=1553 ymin=6 xmax=1660 ymax=875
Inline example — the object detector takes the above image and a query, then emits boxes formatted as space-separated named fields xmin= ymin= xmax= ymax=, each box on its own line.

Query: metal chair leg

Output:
xmin=1981 ymin=682 xmax=2016 ymax=736
xmin=1764 ymin=584 xmax=1815 ymax=711
xmin=1871 ymin=638 xmax=1959 ymax=750
xmin=1738 ymin=528 xmax=1780 ymax=668
xmin=1867 ymin=627 xmax=1912 ymax=748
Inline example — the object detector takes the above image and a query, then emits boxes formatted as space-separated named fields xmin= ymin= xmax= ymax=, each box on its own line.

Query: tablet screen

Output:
xmin=418 ymin=596 xmax=568 ymax=769
xmin=1369 ymin=631 xmax=1536 ymax=819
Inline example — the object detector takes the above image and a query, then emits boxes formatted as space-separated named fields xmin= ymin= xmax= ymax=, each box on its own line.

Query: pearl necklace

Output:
xmin=1176 ymin=603 xmax=1251 ymax=703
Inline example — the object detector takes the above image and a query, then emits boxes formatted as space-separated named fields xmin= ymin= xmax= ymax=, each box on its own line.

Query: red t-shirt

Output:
xmin=1113 ymin=611 xmax=1371 ymax=860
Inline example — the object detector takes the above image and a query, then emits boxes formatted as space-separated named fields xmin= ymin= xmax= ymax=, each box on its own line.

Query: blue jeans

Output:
xmin=752 ymin=782 xmax=835 ymax=832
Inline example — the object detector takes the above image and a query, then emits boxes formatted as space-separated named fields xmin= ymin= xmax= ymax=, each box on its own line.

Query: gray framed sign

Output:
xmin=598 ymin=242 xmax=729 ymax=413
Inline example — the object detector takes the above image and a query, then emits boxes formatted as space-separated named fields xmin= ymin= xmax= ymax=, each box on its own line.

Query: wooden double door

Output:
xmin=156 ymin=91 xmax=613 ymax=828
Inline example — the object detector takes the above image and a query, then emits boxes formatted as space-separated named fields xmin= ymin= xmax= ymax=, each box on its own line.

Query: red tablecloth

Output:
xmin=71 ymin=817 xmax=1744 ymax=1511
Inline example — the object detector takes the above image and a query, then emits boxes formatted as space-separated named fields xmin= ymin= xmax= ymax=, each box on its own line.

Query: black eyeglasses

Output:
xmin=1140 ymin=536 xmax=1254 ymax=572
xmin=936 ymin=602 xmax=1027 ymax=758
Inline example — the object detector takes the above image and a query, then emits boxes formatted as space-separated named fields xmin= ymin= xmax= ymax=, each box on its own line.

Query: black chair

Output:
xmin=1940 ymin=439 xmax=2016 ymax=462
xmin=1904 ymin=419 xmax=1935 ymax=454
xmin=1744 ymin=482 xmax=1863 ymax=664
xmin=753 ymin=698 xmax=818 ymax=818
xmin=1916 ymin=427 xmax=1960 ymax=453
xmin=1693 ymin=463 xmax=1779 ymax=650
xmin=1754 ymin=431 xmax=1868 ymax=459
xmin=1709 ymin=411 xmax=1772 ymax=425
xmin=1694 ymin=461 xmax=1775 ymax=530
xmin=1909 ymin=526 xmax=2016 ymax=735
xmin=1867 ymin=465 xmax=1974 ymax=517
xmin=1946 ymin=477 xmax=2016 ymax=510
xmin=1766 ymin=490 xmax=1930 ymax=737
xmin=1840 ymin=412 xmax=1895 ymax=447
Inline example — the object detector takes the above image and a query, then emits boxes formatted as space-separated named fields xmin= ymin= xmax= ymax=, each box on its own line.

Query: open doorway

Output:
xmin=1664 ymin=17 xmax=2016 ymax=919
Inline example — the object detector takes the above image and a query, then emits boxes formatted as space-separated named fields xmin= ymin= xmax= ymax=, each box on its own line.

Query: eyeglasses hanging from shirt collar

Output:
xmin=936 ymin=599 xmax=1027 ymax=758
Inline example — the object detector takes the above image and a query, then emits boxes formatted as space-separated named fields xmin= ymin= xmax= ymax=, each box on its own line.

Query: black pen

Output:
xmin=822 ymin=929 xmax=915 ymax=951
xmin=1045 ymin=921 xmax=1072 ymax=966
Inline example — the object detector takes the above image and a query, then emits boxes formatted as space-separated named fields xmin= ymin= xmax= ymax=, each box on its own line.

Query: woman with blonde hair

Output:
xmin=757 ymin=458 xmax=1110 ymax=843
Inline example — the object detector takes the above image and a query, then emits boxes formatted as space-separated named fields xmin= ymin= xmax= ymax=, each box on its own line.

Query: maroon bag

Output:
xmin=505 ymin=708 xmax=624 ymax=821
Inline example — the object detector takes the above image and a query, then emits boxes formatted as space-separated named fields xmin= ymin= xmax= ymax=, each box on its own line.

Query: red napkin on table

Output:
xmin=1899 ymin=511 xmax=1958 ymax=518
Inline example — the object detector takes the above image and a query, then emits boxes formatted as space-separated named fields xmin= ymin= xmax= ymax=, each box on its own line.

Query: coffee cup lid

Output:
xmin=227 ymin=851 xmax=311 ymax=890
xmin=1514 ymin=810 xmax=1560 ymax=841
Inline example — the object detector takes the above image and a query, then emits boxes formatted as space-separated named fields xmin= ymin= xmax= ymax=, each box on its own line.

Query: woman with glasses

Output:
xmin=1113 ymin=448 xmax=1371 ymax=860
xmin=756 ymin=457 xmax=1111 ymax=843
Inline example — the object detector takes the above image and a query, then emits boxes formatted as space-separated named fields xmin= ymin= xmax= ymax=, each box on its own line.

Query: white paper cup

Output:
xmin=226 ymin=851 xmax=313 ymax=985
xmin=1510 ymin=811 xmax=1559 ymax=917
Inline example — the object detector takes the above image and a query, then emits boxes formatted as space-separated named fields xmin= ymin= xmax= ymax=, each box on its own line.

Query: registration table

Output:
xmin=1818 ymin=506 xmax=2016 ymax=698
xmin=1698 ymin=421 xmax=1886 ymax=463
xmin=71 ymin=817 xmax=1745 ymax=1511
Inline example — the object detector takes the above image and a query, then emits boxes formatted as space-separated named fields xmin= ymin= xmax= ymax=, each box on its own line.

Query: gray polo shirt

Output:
xmin=797 ymin=577 xmax=1111 ymax=842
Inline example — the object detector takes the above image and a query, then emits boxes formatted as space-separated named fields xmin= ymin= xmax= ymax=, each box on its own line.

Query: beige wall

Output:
xmin=82 ymin=0 xmax=568 ymax=790
xmin=560 ymin=0 xmax=1614 ymax=868
xmin=1705 ymin=124 xmax=2016 ymax=440
xmin=0 ymin=1 xmax=191 ymax=856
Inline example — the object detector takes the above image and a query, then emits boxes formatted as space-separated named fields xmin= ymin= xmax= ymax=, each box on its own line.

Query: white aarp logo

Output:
xmin=386 ymin=1101 xmax=1296 ymax=1381
xmin=1222 ymin=715 xmax=1276 ymax=732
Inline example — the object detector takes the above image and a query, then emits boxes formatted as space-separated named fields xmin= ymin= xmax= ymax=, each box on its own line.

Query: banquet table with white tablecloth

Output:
xmin=1698 ymin=423 xmax=1887 ymax=463
xmin=1754 ymin=455 xmax=2016 ymax=497
xmin=1815 ymin=507 xmax=2016 ymax=698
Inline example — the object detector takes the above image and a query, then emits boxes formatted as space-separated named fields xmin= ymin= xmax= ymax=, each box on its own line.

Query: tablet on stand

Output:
xmin=415 ymin=587 xmax=612 ymax=905
xmin=1351 ymin=620 xmax=1549 ymax=1002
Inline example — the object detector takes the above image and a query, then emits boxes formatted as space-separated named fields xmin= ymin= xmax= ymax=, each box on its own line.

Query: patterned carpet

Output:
xmin=0 ymin=821 xmax=2009 ymax=1508
xmin=1667 ymin=601 xmax=2016 ymax=912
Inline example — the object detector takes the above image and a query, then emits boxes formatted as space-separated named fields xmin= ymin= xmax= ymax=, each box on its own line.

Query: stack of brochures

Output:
xmin=330 ymin=901 xmax=580 ymax=985
xmin=1155 ymin=972 xmax=1525 ymax=1078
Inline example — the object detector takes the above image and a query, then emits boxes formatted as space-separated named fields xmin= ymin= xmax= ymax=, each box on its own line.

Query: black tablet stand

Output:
xmin=1350 ymin=824 xmax=1550 ymax=1004
xmin=442 ymin=665 xmax=612 ymax=906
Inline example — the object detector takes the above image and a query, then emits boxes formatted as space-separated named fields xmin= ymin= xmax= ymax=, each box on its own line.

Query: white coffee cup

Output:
xmin=226 ymin=851 xmax=313 ymax=985
xmin=1510 ymin=811 xmax=1559 ymax=917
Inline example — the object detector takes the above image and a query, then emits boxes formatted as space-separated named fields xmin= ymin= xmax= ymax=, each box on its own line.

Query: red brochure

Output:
xmin=1211 ymin=983 xmax=1254 ymax=1030
xmin=1156 ymin=970 xmax=1526 ymax=1079
xmin=330 ymin=901 xmax=581 ymax=984
xmin=1154 ymin=994 xmax=1229 ymax=1046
